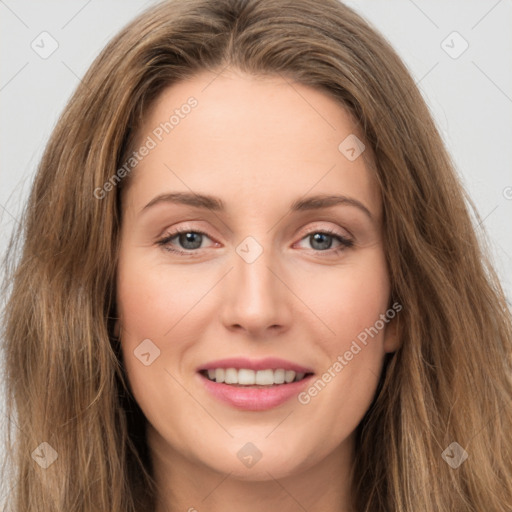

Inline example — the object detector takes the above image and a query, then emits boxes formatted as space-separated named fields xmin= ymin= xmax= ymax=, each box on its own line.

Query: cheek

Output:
xmin=116 ymin=255 xmax=203 ymax=341
xmin=115 ymin=256 xmax=200 ymax=424
xmin=297 ymin=247 xmax=390 ymax=348
xmin=295 ymin=249 xmax=390 ymax=415
xmin=115 ymin=253 xmax=180 ymax=373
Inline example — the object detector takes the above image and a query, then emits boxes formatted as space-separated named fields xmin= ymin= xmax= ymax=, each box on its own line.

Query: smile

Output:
xmin=200 ymin=368 xmax=310 ymax=386
xmin=196 ymin=357 xmax=315 ymax=410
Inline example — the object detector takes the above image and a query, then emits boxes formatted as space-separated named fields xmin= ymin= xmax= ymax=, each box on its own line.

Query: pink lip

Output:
xmin=198 ymin=372 xmax=315 ymax=411
xmin=197 ymin=357 xmax=313 ymax=373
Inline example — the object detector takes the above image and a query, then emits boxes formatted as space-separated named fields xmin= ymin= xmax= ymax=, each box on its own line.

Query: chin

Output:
xmin=194 ymin=437 xmax=320 ymax=482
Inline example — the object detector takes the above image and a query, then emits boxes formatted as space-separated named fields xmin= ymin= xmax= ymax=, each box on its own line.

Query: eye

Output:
xmin=156 ymin=227 xmax=354 ymax=257
xmin=296 ymin=228 xmax=354 ymax=254
xmin=156 ymin=228 xmax=216 ymax=255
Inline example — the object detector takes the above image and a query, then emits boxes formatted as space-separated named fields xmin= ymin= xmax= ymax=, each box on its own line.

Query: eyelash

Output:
xmin=156 ymin=226 xmax=354 ymax=257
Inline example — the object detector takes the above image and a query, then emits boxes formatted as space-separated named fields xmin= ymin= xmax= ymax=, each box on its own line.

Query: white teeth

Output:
xmin=284 ymin=370 xmax=295 ymax=383
xmin=256 ymin=369 xmax=275 ymax=385
xmin=224 ymin=368 xmax=238 ymax=384
xmin=273 ymin=369 xmax=285 ymax=384
xmin=238 ymin=369 xmax=255 ymax=385
xmin=203 ymin=368 xmax=309 ymax=385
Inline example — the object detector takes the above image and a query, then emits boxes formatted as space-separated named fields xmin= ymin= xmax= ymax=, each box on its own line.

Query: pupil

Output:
xmin=180 ymin=232 xmax=202 ymax=250
xmin=311 ymin=233 xmax=332 ymax=250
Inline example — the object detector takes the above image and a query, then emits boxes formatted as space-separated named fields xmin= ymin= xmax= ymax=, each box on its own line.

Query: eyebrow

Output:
xmin=141 ymin=192 xmax=373 ymax=219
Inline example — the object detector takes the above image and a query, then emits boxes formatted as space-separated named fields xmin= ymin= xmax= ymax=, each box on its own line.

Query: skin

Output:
xmin=116 ymin=68 xmax=400 ymax=512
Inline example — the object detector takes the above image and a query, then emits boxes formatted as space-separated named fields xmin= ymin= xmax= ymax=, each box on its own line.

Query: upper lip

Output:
xmin=197 ymin=357 xmax=314 ymax=374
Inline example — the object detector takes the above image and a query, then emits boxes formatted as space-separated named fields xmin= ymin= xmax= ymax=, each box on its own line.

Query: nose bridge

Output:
xmin=220 ymin=234 xmax=290 ymax=333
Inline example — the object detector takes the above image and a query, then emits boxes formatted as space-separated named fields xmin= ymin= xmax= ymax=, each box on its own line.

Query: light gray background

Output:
xmin=1 ymin=0 xmax=511 ymax=486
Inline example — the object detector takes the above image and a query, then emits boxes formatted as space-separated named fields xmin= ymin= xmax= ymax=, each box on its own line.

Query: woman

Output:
xmin=2 ymin=0 xmax=512 ymax=510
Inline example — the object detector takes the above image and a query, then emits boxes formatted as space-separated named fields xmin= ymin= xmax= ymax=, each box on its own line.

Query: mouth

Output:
xmin=199 ymin=368 xmax=313 ymax=387
xmin=196 ymin=358 xmax=315 ymax=411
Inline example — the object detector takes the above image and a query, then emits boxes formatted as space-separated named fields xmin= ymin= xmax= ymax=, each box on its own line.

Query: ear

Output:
xmin=383 ymin=315 xmax=401 ymax=353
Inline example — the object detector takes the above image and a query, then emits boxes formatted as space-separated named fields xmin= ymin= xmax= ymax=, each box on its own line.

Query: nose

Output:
xmin=218 ymin=241 xmax=293 ymax=338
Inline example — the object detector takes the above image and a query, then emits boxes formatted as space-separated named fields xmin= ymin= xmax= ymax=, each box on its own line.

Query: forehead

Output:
xmin=124 ymin=69 xmax=380 ymax=219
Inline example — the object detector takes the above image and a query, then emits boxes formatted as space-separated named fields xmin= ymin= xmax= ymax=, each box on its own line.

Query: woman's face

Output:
xmin=116 ymin=69 xmax=399 ymax=481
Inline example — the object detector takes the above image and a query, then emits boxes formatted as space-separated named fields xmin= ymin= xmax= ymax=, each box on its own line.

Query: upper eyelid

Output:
xmin=160 ymin=223 xmax=350 ymax=238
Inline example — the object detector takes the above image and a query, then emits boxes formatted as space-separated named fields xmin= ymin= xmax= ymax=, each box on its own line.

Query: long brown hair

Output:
xmin=2 ymin=0 xmax=512 ymax=510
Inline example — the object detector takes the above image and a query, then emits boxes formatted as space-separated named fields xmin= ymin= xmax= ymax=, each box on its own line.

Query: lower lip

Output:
xmin=198 ymin=372 xmax=314 ymax=411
